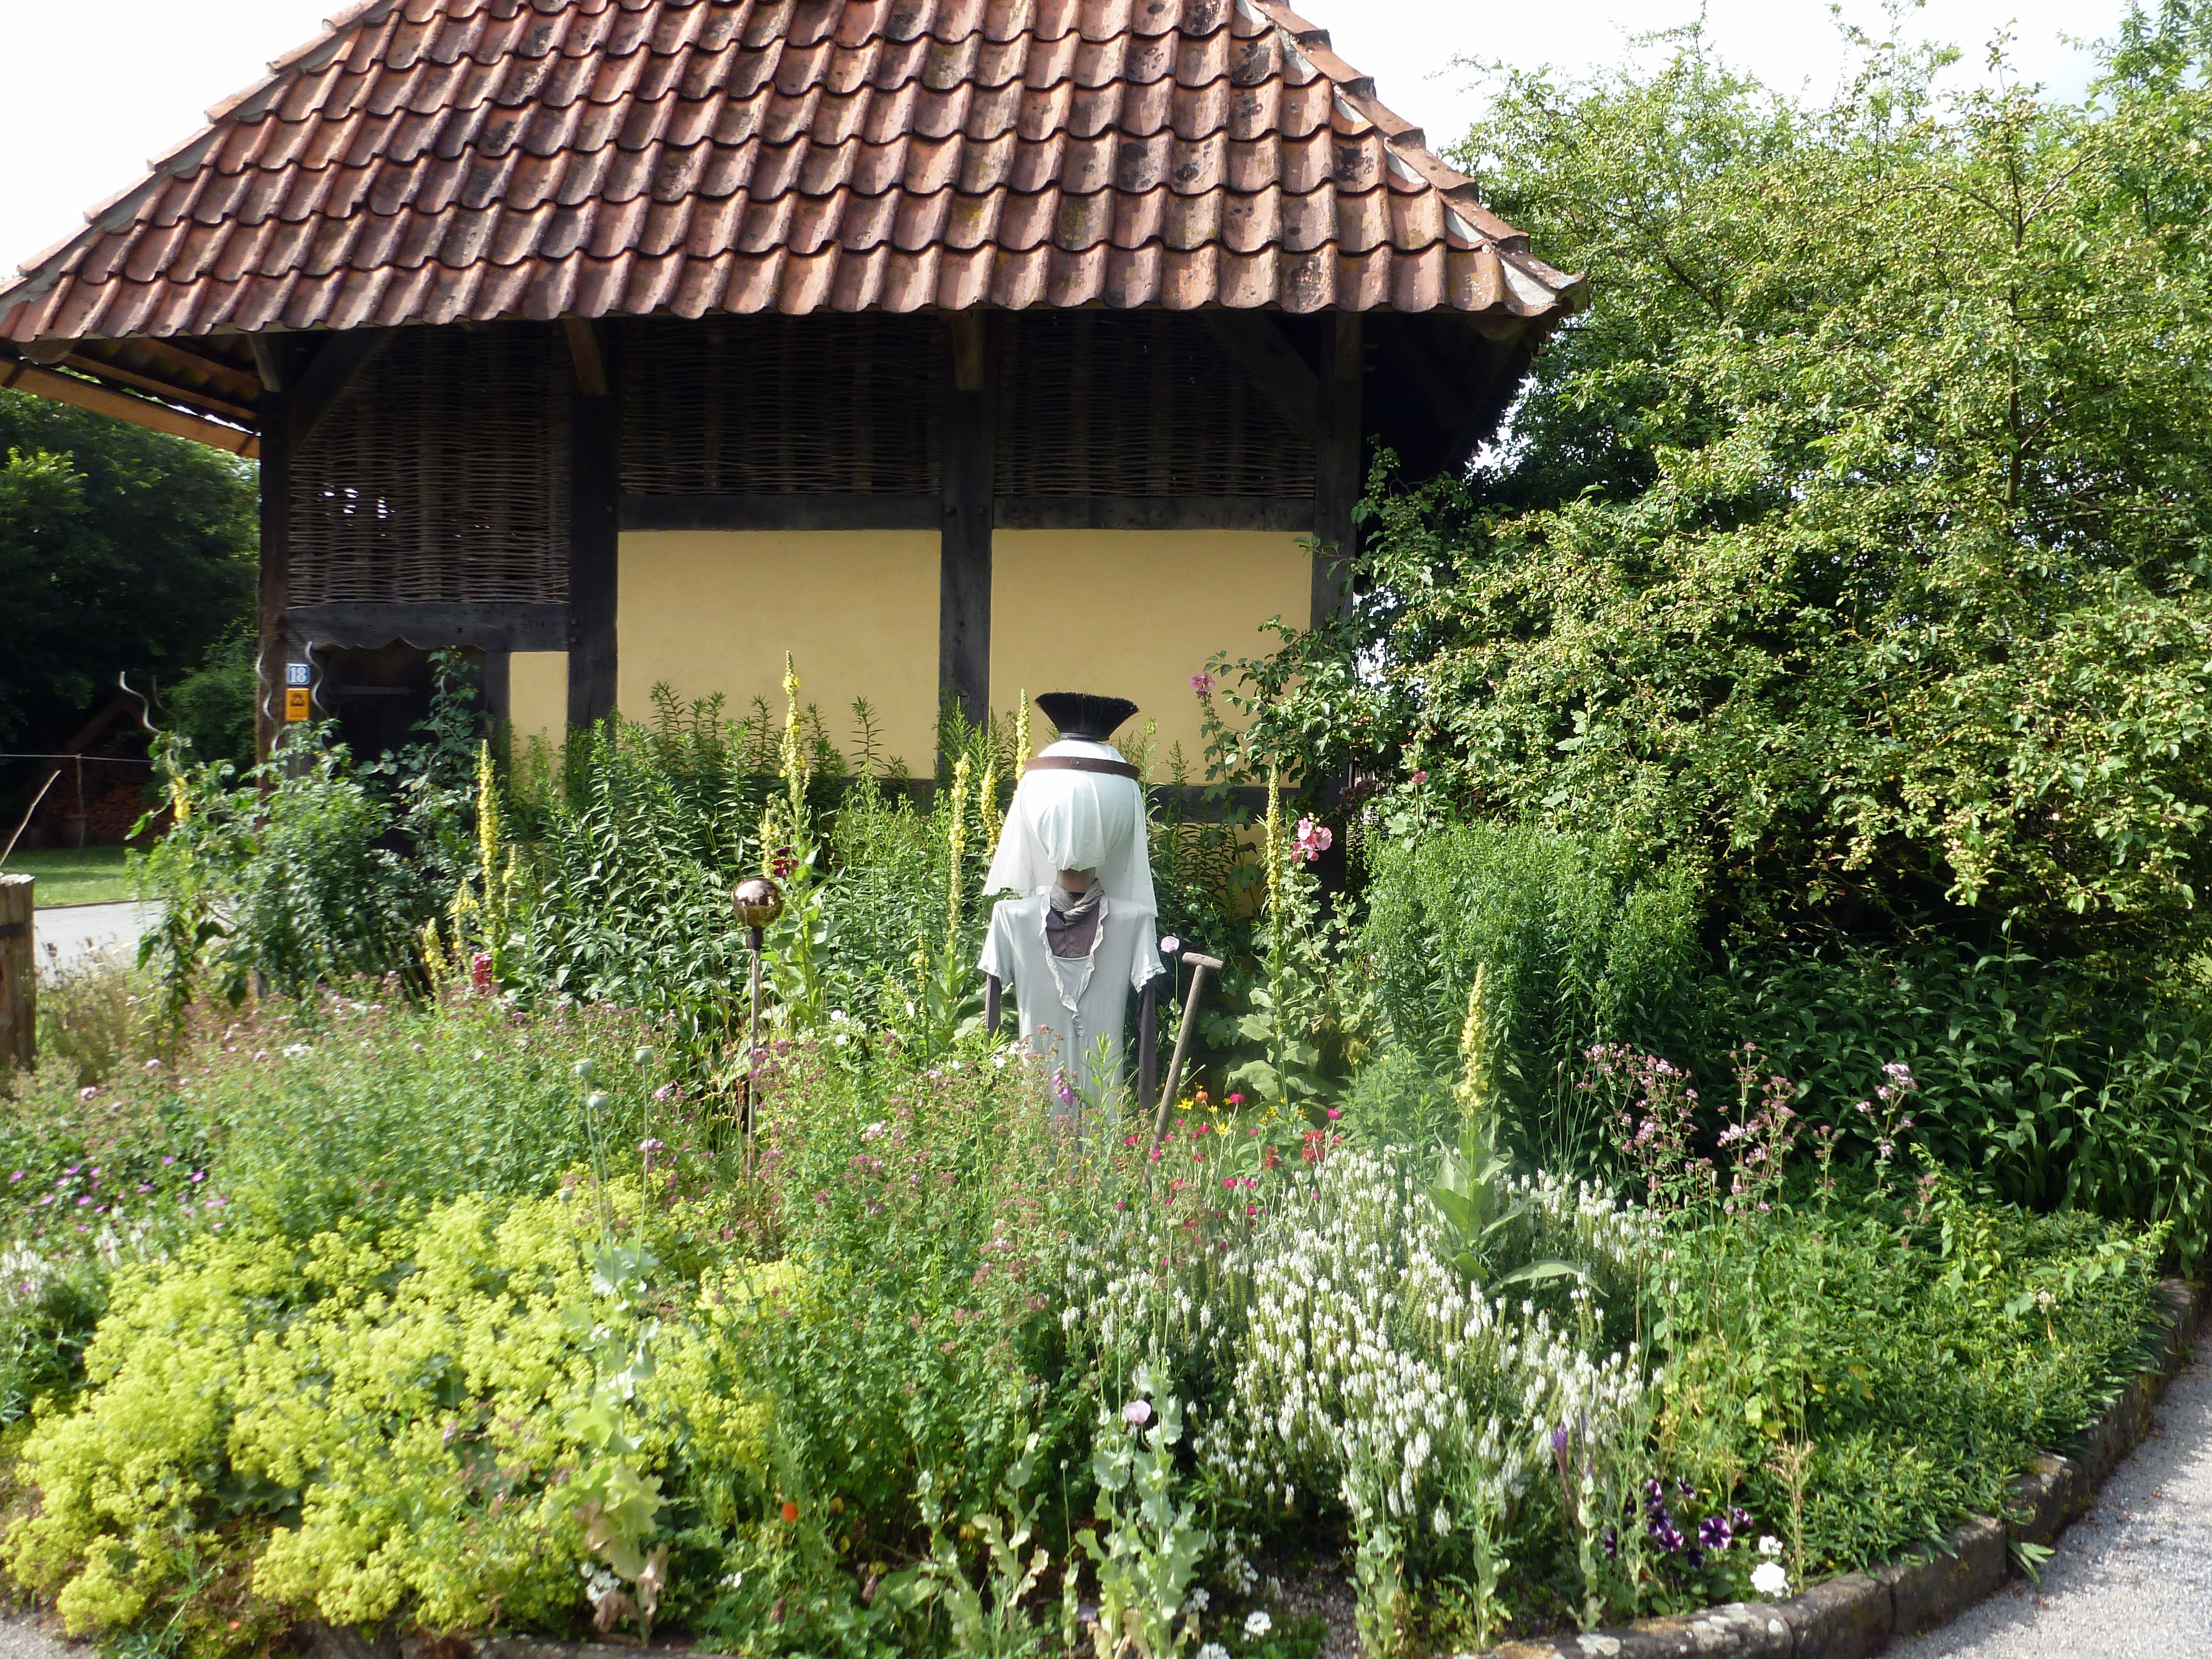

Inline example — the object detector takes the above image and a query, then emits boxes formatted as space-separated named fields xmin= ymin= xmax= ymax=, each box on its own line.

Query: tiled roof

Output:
xmin=1 ymin=0 xmax=1583 ymax=344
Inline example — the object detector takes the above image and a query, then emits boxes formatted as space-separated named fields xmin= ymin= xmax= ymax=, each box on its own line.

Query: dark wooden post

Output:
xmin=1311 ymin=312 xmax=1364 ymax=628
xmin=253 ymin=376 xmax=290 ymax=763
xmin=0 ymin=875 xmax=30 ymax=1075
xmin=568 ymin=326 xmax=620 ymax=731
xmin=940 ymin=311 xmax=995 ymax=731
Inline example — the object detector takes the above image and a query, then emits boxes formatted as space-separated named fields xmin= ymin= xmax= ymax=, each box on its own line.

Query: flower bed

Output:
xmin=0 ymin=988 xmax=2178 ymax=1659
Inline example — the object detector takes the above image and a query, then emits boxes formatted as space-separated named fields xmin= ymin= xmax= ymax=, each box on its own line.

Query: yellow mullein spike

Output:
xmin=1014 ymin=691 xmax=1030 ymax=780
xmin=947 ymin=752 xmax=971 ymax=955
xmin=1455 ymin=963 xmax=1495 ymax=1135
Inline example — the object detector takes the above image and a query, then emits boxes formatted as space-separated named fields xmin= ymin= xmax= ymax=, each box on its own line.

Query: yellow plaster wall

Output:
xmin=618 ymin=530 xmax=941 ymax=770
xmin=508 ymin=651 xmax=568 ymax=753
xmin=991 ymin=530 xmax=1310 ymax=768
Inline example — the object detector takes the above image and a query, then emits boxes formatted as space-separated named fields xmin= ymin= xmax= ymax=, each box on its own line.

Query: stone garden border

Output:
xmin=303 ymin=1281 xmax=2202 ymax=1659
xmin=1491 ymin=1277 xmax=2203 ymax=1659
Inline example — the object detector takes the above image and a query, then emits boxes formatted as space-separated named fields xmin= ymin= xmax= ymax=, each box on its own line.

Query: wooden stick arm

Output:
xmin=1137 ymin=977 xmax=1159 ymax=1107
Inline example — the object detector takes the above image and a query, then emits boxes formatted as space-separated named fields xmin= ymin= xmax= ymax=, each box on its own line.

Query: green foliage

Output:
xmin=1362 ymin=822 xmax=1701 ymax=1162
xmin=135 ymin=687 xmax=480 ymax=1009
xmin=1650 ymin=1162 xmax=2165 ymax=1577
xmin=1229 ymin=10 xmax=2212 ymax=955
xmin=1701 ymin=940 xmax=2212 ymax=1268
xmin=0 ymin=394 xmax=254 ymax=752
xmin=1078 ymin=1381 xmax=1210 ymax=1659
xmin=159 ymin=628 xmax=257 ymax=773
xmin=4 ymin=1188 xmax=778 ymax=1642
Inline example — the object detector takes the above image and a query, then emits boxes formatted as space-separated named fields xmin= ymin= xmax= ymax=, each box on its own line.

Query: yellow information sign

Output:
xmin=283 ymin=687 xmax=311 ymax=721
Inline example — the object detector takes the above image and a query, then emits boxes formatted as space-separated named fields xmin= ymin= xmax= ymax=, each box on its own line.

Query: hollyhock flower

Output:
xmin=1122 ymin=1399 xmax=1152 ymax=1426
xmin=1189 ymin=672 xmax=1216 ymax=696
xmin=1292 ymin=817 xmax=1332 ymax=862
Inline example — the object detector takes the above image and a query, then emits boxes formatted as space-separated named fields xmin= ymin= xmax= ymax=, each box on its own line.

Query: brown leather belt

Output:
xmin=1024 ymin=756 xmax=1140 ymax=780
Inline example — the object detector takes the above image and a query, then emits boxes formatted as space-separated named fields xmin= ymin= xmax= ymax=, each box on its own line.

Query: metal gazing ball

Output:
xmin=733 ymin=876 xmax=785 ymax=930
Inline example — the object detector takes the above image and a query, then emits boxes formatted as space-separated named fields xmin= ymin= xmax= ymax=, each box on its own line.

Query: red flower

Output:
xmin=780 ymin=1500 xmax=799 ymax=1523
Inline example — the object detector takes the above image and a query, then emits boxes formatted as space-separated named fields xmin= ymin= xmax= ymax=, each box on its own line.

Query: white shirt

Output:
xmin=980 ymin=891 xmax=1164 ymax=1108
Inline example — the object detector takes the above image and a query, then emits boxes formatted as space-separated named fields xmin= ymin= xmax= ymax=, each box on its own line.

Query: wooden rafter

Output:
xmin=61 ymin=352 xmax=259 ymax=426
xmin=0 ymin=358 xmax=259 ymax=457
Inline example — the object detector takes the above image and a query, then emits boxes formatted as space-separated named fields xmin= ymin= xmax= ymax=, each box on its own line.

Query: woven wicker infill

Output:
xmin=289 ymin=325 xmax=570 ymax=608
xmin=995 ymin=311 xmax=1316 ymax=500
xmin=622 ymin=312 xmax=946 ymax=497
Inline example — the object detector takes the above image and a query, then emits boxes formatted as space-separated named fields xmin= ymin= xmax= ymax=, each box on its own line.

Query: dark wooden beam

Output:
xmin=254 ymin=385 xmax=290 ymax=763
xmin=568 ymin=336 xmax=620 ymax=730
xmin=995 ymin=495 xmax=1311 ymax=531
xmin=940 ymin=311 xmax=994 ymax=730
xmin=483 ymin=650 xmax=513 ymax=732
xmin=562 ymin=317 xmax=608 ymax=398
xmin=288 ymin=601 xmax=570 ymax=653
xmin=620 ymin=494 xmax=940 ymax=532
xmin=247 ymin=334 xmax=286 ymax=393
xmin=1311 ymin=312 xmax=1363 ymax=628
xmin=290 ymin=328 xmax=391 ymax=446
xmin=1205 ymin=312 xmax=1323 ymax=448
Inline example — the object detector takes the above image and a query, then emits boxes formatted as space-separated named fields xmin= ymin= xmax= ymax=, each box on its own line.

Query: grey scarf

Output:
xmin=1045 ymin=877 xmax=1104 ymax=959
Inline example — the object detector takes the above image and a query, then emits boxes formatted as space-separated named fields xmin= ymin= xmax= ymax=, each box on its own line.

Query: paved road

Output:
xmin=31 ymin=900 xmax=159 ymax=979
xmin=1892 ymin=1332 xmax=2212 ymax=1659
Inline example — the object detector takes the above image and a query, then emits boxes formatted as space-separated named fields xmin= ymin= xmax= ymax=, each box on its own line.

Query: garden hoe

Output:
xmin=1147 ymin=950 xmax=1224 ymax=1157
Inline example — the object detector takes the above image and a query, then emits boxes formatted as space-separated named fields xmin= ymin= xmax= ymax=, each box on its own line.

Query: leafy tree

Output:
xmin=1227 ymin=5 xmax=2212 ymax=957
xmin=0 ymin=392 xmax=256 ymax=755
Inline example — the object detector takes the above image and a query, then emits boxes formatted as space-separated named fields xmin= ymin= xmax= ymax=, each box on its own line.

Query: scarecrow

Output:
xmin=978 ymin=692 xmax=1164 ymax=1115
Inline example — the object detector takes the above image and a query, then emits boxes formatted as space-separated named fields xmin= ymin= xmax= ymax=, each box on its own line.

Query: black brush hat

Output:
xmin=1035 ymin=692 xmax=1140 ymax=742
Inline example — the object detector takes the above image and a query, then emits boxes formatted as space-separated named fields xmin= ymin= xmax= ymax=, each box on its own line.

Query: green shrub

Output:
xmin=1362 ymin=822 xmax=1702 ymax=1159
xmin=1706 ymin=942 xmax=2212 ymax=1269
xmin=5 ymin=1187 xmax=778 ymax=1641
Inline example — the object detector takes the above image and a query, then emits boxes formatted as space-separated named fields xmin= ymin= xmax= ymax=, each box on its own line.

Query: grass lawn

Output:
xmin=0 ymin=846 xmax=137 ymax=907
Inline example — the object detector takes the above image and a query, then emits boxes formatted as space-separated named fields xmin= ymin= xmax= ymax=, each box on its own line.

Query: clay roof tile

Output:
xmin=1 ymin=0 xmax=1577 ymax=341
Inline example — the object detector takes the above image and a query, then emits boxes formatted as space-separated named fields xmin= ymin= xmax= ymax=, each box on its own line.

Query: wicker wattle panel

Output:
xmin=621 ymin=313 xmax=945 ymax=497
xmin=289 ymin=324 xmax=570 ymax=607
xmin=996 ymin=311 xmax=1315 ymax=500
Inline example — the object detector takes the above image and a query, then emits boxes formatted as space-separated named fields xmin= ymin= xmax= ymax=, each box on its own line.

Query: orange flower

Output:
xmin=780 ymin=1500 xmax=799 ymax=1523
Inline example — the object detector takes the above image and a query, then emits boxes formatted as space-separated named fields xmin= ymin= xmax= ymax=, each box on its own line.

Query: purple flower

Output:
xmin=1189 ymin=672 xmax=1216 ymax=697
xmin=1052 ymin=1069 xmax=1076 ymax=1109
xmin=1550 ymin=1423 xmax=1571 ymax=1454
xmin=1699 ymin=1515 xmax=1733 ymax=1551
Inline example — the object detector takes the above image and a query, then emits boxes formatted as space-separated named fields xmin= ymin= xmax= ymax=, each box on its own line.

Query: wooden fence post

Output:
xmin=0 ymin=875 xmax=31 ymax=1073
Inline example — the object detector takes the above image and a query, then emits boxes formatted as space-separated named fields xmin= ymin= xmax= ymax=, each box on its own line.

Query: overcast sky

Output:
xmin=0 ymin=0 xmax=2138 ymax=273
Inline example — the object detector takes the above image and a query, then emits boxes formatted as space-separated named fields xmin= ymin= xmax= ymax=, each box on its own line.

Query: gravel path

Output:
xmin=0 ymin=1337 xmax=2203 ymax=1659
xmin=1892 ymin=1331 xmax=2212 ymax=1659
